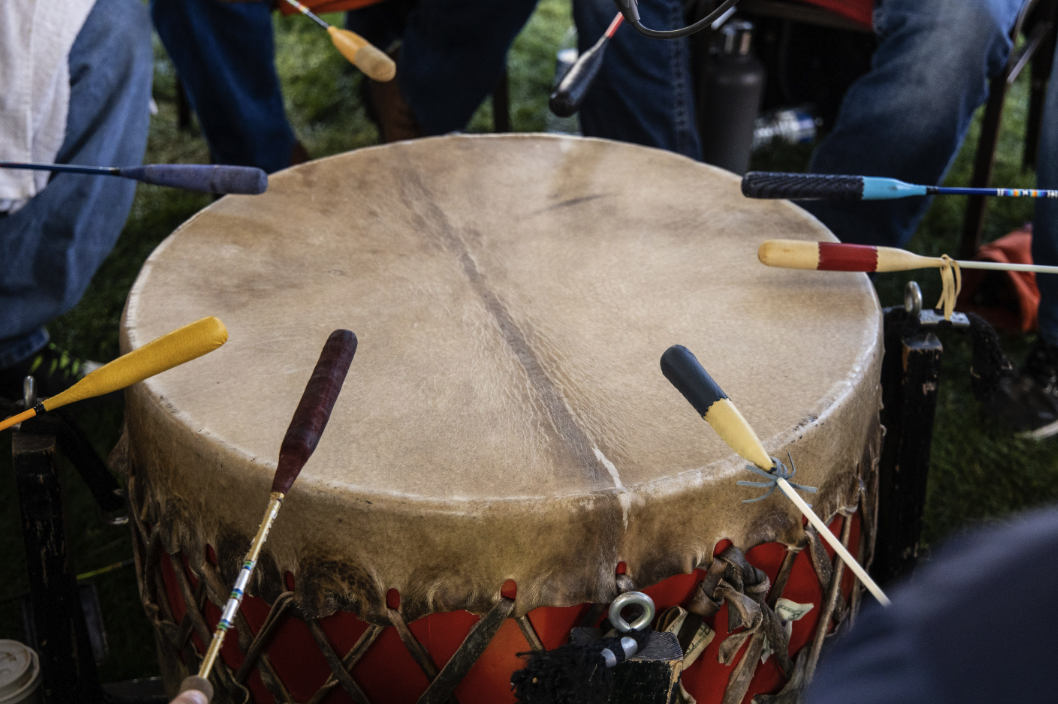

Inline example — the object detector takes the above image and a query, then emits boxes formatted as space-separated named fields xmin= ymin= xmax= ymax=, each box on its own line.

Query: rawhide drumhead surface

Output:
xmin=121 ymin=134 xmax=881 ymax=622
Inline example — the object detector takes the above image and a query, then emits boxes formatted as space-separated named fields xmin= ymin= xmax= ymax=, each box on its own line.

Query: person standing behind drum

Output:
xmin=0 ymin=0 xmax=153 ymax=402
xmin=796 ymin=0 xmax=1058 ymax=436
xmin=151 ymin=0 xmax=701 ymax=163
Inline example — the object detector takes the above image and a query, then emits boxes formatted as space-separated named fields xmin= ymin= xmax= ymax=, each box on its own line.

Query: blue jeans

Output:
xmin=0 ymin=0 xmax=153 ymax=369
xmin=151 ymin=0 xmax=700 ymax=164
xmin=803 ymin=0 xmax=1058 ymax=343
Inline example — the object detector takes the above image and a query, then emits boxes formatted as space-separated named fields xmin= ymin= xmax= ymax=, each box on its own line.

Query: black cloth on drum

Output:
xmin=808 ymin=507 xmax=1058 ymax=703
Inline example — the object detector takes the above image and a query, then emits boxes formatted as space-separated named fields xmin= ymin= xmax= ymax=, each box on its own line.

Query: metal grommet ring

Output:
xmin=904 ymin=281 xmax=923 ymax=318
xmin=609 ymin=591 xmax=655 ymax=633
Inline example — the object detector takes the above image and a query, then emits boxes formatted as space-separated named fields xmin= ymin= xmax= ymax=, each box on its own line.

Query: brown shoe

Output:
xmin=364 ymin=48 xmax=422 ymax=143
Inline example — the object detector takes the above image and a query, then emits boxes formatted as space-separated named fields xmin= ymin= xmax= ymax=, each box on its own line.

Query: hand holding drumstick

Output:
xmin=660 ymin=344 xmax=891 ymax=607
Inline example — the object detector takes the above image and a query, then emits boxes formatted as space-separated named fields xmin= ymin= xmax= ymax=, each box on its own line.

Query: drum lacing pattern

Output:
xmin=128 ymin=470 xmax=522 ymax=704
xmin=126 ymin=442 xmax=878 ymax=704
xmin=672 ymin=483 xmax=872 ymax=704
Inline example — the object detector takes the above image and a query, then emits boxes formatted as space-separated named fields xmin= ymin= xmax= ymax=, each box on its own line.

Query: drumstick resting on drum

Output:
xmin=0 ymin=317 xmax=228 ymax=433
xmin=758 ymin=239 xmax=1058 ymax=276
xmin=660 ymin=345 xmax=891 ymax=607
xmin=282 ymin=0 xmax=396 ymax=82
xmin=0 ymin=162 xmax=267 ymax=195
xmin=186 ymin=329 xmax=357 ymax=697
xmin=549 ymin=13 xmax=622 ymax=118
xmin=742 ymin=171 xmax=1058 ymax=201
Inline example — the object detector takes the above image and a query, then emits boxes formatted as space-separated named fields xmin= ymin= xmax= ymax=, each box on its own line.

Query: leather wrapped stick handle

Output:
xmin=327 ymin=27 xmax=396 ymax=82
xmin=273 ymin=329 xmax=358 ymax=494
xmin=117 ymin=165 xmax=267 ymax=195
xmin=757 ymin=239 xmax=941 ymax=273
xmin=660 ymin=345 xmax=772 ymax=471
xmin=742 ymin=172 xmax=866 ymax=201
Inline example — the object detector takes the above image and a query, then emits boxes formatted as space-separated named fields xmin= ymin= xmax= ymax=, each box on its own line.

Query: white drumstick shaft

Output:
xmin=956 ymin=260 xmax=1058 ymax=275
xmin=198 ymin=492 xmax=284 ymax=678
xmin=776 ymin=478 xmax=891 ymax=607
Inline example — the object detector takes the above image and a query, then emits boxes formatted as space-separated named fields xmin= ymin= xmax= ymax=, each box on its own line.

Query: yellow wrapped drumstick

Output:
xmin=0 ymin=317 xmax=228 ymax=433
xmin=283 ymin=0 xmax=396 ymax=82
xmin=660 ymin=344 xmax=891 ymax=607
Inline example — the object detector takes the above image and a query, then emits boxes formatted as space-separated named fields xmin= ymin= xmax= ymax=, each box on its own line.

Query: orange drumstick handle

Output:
xmin=758 ymin=239 xmax=940 ymax=273
xmin=273 ymin=330 xmax=357 ymax=494
xmin=327 ymin=27 xmax=396 ymax=82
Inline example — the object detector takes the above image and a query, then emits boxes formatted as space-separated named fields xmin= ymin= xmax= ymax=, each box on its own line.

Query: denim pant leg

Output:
xmin=0 ymin=0 xmax=152 ymax=368
xmin=396 ymin=0 xmax=540 ymax=134
xmin=802 ymin=0 xmax=1023 ymax=247
xmin=574 ymin=0 xmax=700 ymax=160
xmin=151 ymin=0 xmax=296 ymax=173
xmin=1032 ymin=47 xmax=1058 ymax=345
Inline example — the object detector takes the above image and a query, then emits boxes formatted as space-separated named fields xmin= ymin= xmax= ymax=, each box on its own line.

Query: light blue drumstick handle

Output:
xmin=861 ymin=177 xmax=929 ymax=200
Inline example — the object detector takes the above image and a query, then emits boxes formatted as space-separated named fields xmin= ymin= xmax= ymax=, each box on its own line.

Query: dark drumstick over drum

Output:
xmin=0 ymin=162 xmax=267 ymax=195
xmin=186 ymin=330 xmax=358 ymax=698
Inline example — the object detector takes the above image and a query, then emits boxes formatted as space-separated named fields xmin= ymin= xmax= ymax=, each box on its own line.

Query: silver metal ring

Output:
xmin=904 ymin=281 xmax=923 ymax=318
xmin=609 ymin=591 xmax=655 ymax=633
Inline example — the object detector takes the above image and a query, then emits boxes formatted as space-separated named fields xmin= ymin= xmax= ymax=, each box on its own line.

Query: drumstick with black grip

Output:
xmin=282 ymin=0 xmax=396 ymax=82
xmin=742 ymin=171 xmax=1058 ymax=201
xmin=757 ymin=239 xmax=1058 ymax=276
xmin=0 ymin=317 xmax=228 ymax=433
xmin=189 ymin=329 xmax=357 ymax=694
xmin=549 ymin=13 xmax=622 ymax=118
xmin=660 ymin=345 xmax=891 ymax=606
xmin=0 ymin=162 xmax=267 ymax=195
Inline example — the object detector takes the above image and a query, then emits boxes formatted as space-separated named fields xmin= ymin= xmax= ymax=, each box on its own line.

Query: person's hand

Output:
xmin=171 ymin=691 xmax=208 ymax=704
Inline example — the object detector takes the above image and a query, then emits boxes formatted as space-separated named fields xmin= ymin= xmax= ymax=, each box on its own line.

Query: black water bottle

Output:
xmin=697 ymin=21 xmax=765 ymax=175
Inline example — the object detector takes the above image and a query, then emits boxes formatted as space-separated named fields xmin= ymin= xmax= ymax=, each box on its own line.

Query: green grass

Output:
xmin=1 ymin=4 xmax=1054 ymax=681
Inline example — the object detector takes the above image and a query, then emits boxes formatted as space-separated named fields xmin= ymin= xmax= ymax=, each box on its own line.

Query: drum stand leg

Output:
xmin=13 ymin=427 xmax=106 ymax=704
xmin=873 ymin=308 xmax=943 ymax=585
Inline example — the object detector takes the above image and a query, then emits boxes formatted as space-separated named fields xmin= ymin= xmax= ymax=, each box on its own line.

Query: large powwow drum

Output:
xmin=118 ymin=135 xmax=882 ymax=704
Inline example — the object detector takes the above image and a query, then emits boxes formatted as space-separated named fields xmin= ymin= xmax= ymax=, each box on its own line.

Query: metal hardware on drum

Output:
xmin=904 ymin=281 xmax=970 ymax=328
xmin=600 ymin=591 xmax=656 ymax=667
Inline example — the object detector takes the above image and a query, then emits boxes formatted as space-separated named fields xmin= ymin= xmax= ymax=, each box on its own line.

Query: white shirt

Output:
xmin=0 ymin=0 xmax=96 ymax=212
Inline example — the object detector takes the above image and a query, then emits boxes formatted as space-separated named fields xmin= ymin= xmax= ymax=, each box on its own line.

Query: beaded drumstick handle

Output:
xmin=192 ymin=329 xmax=357 ymax=692
xmin=660 ymin=345 xmax=891 ymax=607
xmin=0 ymin=317 xmax=228 ymax=433
xmin=281 ymin=0 xmax=396 ymax=82
xmin=742 ymin=171 xmax=1058 ymax=201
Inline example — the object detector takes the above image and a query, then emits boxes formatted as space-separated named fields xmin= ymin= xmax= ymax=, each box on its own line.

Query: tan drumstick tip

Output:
xmin=329 ymin=27 xmax=397 ymax=82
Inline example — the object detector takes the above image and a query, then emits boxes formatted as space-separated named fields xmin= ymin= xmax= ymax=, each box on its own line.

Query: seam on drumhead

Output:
xmin=396 ymin=162 xmax=612 ymax=489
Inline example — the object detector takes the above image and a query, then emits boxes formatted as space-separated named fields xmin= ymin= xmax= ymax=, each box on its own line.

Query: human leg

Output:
xmin=0 ymin=0 xmax=152 ymax=391
xmin=396 ymin=0 xmax=540 ymax=134
xmin=803 ymin=0 xmax=1024 ymax=248
xmin=573 ymin=0 xmax=700 ymax=159
xmin=151 ymin=0 xmax=297 ymax=173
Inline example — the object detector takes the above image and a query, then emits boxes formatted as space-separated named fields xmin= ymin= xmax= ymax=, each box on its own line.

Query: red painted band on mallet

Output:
xmin=817 ymin=242 xmax=879 ymax=272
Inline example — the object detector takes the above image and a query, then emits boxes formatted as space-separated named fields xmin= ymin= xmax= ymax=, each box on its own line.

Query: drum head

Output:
xmin=122 ymin=135 xmax=881 ymax=621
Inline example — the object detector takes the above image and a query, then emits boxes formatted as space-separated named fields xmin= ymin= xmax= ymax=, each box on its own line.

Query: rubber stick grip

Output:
xmin=273 ymin=330 xmax=357 ymax=494
xmin=549 ymin=34 xmax=610 ymax=118
xmin=119 ymin=165 xmax=268 ymax=194
xmin=660 ymin=345 xmax=726 ymax=417
xmin=42 ymin=317 xmax=228 ymax=413
xmin=741 ymin=172 xmax=864 ymax=201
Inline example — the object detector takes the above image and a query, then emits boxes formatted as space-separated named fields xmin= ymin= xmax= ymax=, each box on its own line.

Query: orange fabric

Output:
xmin=799 ymin=0 xmax=874 ymax=28
xmin=957 ymin=228 xmax=1040 ymax=333
xmin=276 ymin=0 xmax=385 ymax=16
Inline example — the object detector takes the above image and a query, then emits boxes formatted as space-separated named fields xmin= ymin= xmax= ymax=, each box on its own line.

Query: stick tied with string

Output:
xmin=660 ymin=344 xmax=891 ymax=606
